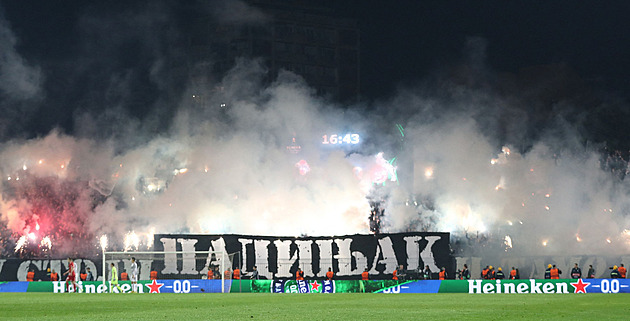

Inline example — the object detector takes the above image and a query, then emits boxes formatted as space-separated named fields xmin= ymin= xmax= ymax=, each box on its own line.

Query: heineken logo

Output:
xmin=468 ymin=279 xmax=584 ymax=294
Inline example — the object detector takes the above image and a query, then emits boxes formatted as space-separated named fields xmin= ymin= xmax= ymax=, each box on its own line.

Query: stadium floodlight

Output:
xmin=102 ymin=250 xmax=231 ymax=293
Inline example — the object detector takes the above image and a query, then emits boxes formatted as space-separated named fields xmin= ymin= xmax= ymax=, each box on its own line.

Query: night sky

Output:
xmin=1 ymin=0 xmax=630 ymax=150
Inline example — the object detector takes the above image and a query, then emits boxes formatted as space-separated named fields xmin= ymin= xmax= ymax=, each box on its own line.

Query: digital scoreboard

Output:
xmin=321 ymin=133 xmax=360 ymax=145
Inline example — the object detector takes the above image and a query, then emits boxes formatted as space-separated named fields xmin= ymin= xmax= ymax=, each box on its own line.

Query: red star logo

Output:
xmin=571 ymin=278 xmax=590 ymax=293
xmin=310 ymin=280 xmax=320 ymax=291
xmin=146 ymin=279 xmax=164 ymax=293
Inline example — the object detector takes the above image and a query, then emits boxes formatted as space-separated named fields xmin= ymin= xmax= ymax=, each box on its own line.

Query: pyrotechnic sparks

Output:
xmin=606 ymin=238 xmax=612 ymax=244
xmin=504 ymin=235 xmax=513 ymax=251
xmin=576 ymin=234 xmax=582 ymax=242
xmin=23 ymin=164 xmax=27 ymax=171
xmin=99 ymin=234 xmax=108 ymax=251
xmin=28 ymin=232 xmax=36 ymax=241
xmin=40 ymin=236 xmax=52 ymax=250
xmin=14 ymin=235 xmax=27 ymax=252
xmin=545 ymin=206 xmax=550 ymax=211
xmin=35 ymin=223 xmax=40 ymax=231
xmin=124 ymin=231 xmax=140 ymax=251
xmin=542 ymin=240 xmax=548 ymax=247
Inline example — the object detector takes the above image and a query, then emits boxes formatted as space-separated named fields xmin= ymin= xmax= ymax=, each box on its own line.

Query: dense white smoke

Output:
xmin=1 ymin=1 xmax=629 ymax=259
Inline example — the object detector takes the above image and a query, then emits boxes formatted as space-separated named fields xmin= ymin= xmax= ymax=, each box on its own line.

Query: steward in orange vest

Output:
xmin=486 ymin=266 xmax=495 ymax=280
xmin=361 ymin=269 xmax=369 ymax=280
xmin=326 ymin=268 xmax=334 ymax=281
xmin=233 ymin=268 xmax=241 ymax=280
xmin=121 ymin=272 xmax=128 ymax=280
xmin=150 ymin=270 xmax=158 ymax=280
xmin=80 ymin=273 xmax=87 ymax=281
xmin=481 ymin=266 xmax=489 ymax=279
xmin=51 ymin=270 xmax=59 ymax=281
xmin=392 ymin=269 xmax=398 ymax=280
xmin=295 ymin=268 xmax=304 ymax=281
xmin=224 ymin=268 xmax=232 ymax=279
xmin=550 ymin=265 xmax=561 ymax=279
xmin=26 ymin=270 xmax=35 ymax=282
xmin=509 ymin=267 xmax=517 ymax=279
xmin=619 ymin=264 xmax=627 ymax=279
xmin=206 ymin=269 xmax=213 ymax=280
xmin=438 ymin=268 xmax=446 ymax=280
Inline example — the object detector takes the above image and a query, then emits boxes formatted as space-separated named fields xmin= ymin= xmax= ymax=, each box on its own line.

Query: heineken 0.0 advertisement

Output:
xmin=1 ymin=279 xmax=629 ymax=294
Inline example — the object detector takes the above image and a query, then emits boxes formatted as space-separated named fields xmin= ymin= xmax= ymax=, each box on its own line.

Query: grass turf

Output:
xmin=0 ymin=293 xmax=628 ymax=320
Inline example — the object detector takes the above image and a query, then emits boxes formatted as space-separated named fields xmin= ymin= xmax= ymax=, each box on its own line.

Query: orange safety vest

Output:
xmin=207 ymin=270 xmax=213 ymax=280
xmin=121 ymin=272 xmax=128 ymax=280
xmin=482 ymin=268 xmax=488 ymax=279
xmin=233 ymin=269 xmax=241 ymax=280
xmin=326 ymin=271 xmax=334 ymax=280
xmin=150 ymin=271 xmax=158 ymax=280
xmin=439 ymin=270 xmax=446 ymax=280
xmin=361 ymin=271 xmax=369 ymax=280
xmin=392 ymin=270 xmax=398 ymax=280
xmin=296 ymin=270 xmax=304 ymax=281
xmin=224 ymin=270 xmax=232 ymax=279
xmin=510 ymin=269 xmax=517 ymax=279
xmin=80 ymin=273 xmax=87 ymax=281
xmin=26 ymin=271 xmax=35 ymax=282
xmin=550 ymin=268 xmax=559 ymax=279
xmin=619 ymin=266 xmax=627 ymax=279
xmin=51 ymin=272 xmax=59 ymax=281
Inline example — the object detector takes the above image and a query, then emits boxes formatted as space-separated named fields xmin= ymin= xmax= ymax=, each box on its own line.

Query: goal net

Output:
xmin=103 ymin=250 xmax=236 ymax=293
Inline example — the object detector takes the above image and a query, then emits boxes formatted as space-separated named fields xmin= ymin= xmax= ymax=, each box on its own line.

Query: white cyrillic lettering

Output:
xmin=295 ymin=240 xmax=313 ymax=277
xmin=370 ymin=237 xmax=396 ymax=275
xmin=315 ymin=240 xmax=333 ymax=277
xmin=237 ymin=238 xmax=253 ymax=273
xmin=403 ymin=236 xmax=422 ymax=271
xmin=274 ymin=240 xmax=297 ymax=278
xmin=178 ymin=238 xmax=199 ymax=274
xmin=420 ymin=236 xmax=441 ymax=272
xmin=160 ymin=238 xmax=178 ymax=274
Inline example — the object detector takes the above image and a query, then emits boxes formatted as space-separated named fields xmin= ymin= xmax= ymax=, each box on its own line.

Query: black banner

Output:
xmin=153 ymin=232 xmax=454 ymax=280
xmin=0 ymin=232 xmax=453 ymax=281
xmin=0 ymin=258 xmax=102 ymax=282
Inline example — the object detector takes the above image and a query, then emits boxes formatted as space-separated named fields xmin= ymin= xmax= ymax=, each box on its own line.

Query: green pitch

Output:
xmin=0 ymin=293 xmax=628 ymax=320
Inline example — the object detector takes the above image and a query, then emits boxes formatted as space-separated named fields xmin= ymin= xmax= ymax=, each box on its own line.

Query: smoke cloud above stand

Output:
xmin=0 ymin=1 xmax=629 ymax=259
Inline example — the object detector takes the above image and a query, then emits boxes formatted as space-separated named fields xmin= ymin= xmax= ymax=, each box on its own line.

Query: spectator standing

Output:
xmin=571 ymin=263 xmax=582 ymax=279
xmin=587 ymin=265 xmax=595 ymax=278
xmin=460 ymin=264 xmax=470 ymax=280
xmin=86 ymin=267 xmax=94 ymax=281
